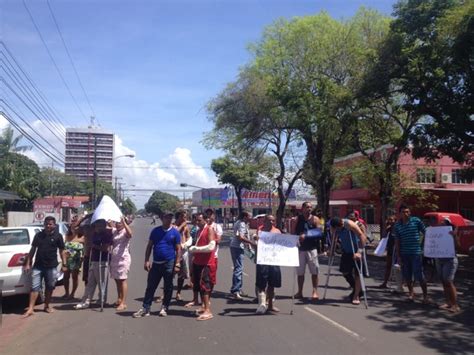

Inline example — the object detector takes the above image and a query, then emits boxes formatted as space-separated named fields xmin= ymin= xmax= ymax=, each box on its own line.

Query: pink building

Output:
xmin=330 ymin=146 xmax=474 ymax=223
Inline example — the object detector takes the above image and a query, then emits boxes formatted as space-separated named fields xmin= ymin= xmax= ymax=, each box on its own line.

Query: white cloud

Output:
xmin=1 ymin=116 xmax=219 ymax=208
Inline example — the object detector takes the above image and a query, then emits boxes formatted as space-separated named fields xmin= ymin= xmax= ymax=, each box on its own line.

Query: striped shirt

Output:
xmin=393 ymin=217 xmax=425 ymax=255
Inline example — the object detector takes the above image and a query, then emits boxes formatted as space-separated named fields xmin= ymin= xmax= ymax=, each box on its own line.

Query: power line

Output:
xmin=114 ymin=166 xmax=213 ymax=170
xmin=0 ymin=42 xmax=70 ymax=130
xmin=1 ymin=79 xmax=65 ymax=158
xmin=22 ymin=0 xmax=88 ymax=123
xmin=46 ymin=0 xmax=96 ymax=119
xmin=1 ymin=60 xmax=65 ymax=143
xmin=0 ymin=108 xmax=64 ymax=165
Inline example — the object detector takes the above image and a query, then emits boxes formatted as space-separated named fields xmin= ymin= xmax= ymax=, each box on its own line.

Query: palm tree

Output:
xmin=0 ymin=125 xmax=32 ymax=156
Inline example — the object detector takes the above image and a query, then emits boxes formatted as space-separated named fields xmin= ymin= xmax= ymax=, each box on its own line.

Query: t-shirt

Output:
xmin=296 ymin=214 xmax=323 ymax=252
xmin=393 ymin=217 xmax=425 ymax=256
xmin=32 ymin=230 xmax=64 ymax=268
xmin=91 ymin=229 xmax=113 ymax=262
xmin=150 ymin=226 xmax=181 ymax=262
xmin=337 ymin=219 xmax=359 ymax=254
xmin=230 ymin=220 xmax=249 ymax=249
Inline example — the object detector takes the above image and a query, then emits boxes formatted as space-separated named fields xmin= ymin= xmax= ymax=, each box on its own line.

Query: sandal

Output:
xmin=184 ymin=301 xmax=198 ymax=308
xmin=196 ymin=313 xmax=213 ymax=321
xmin=44 ymin=307 xmax=55 ymax=313
xmin=116 ymin=304 xmax=127 ymax=311
xmin=195 ymin=308 xmax=205 ymax=316
xmin=351 ymin=299 xmax=361 ymax=305
xmin=439 ymin=303 xmax=451 ymax=310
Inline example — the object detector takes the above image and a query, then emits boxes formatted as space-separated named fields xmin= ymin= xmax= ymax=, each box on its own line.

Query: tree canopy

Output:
xmin=145 ymin=190 xmax=181 ymax=216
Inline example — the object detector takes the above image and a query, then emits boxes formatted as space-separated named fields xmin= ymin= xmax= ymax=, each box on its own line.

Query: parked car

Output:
xmin=23 ymin=221 xmax=69 ymax=237
xmin=0 ymin=226 xmax=64 ymax=301
xmin=423 ymin=212 xmax=474 ymax=255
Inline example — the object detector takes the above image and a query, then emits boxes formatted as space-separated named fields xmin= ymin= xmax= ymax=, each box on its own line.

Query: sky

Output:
xmin=0 ymin=0 xmax=397 ymax=208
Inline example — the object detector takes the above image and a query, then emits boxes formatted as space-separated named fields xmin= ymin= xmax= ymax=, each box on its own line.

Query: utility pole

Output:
xmin=50 ymin=160 xmax=54 ymax=196
xmin=92 ymin=136 xmax=97 ymax=209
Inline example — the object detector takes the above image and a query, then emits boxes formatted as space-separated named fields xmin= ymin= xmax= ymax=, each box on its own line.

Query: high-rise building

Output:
xmin=65 ymin=127 xmax=114 ymax=183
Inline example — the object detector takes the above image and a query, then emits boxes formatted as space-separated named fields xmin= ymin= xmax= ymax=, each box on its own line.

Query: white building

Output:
xmin=65 ymin=127 xmax=114 ymax=183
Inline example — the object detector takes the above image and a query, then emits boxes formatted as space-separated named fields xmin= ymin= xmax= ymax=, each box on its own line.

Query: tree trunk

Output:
xmin=235 ymin=186 xmax=244 ymax=214
xmin=276 ymin=186 xmax=285 ymax=230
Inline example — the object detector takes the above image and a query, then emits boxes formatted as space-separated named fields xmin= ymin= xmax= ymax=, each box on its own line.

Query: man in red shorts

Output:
xmin=189 ymin=213 xmax=217 ymax=321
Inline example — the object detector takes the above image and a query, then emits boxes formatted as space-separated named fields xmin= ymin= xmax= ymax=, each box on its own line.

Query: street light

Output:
xmin=180 ymin=183 xmax=211 ymax=208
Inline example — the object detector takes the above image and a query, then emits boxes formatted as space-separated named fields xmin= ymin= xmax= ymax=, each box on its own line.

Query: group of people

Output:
xmin=22 ymin=214 xmax=133 ymax=317
xmin=21 ymin=201 xmax=461 ymax=319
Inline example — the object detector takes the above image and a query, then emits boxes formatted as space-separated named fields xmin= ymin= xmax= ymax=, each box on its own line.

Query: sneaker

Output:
xmin=158 ymin=308 xmax=168 ymax=317
xmin=133 ymin=308 xmax=150 ymax=318
xmin=239 ymin=291 xmax=248 ymax=297
xmin=256 ymin=304 xmax=267 ymax=315
xmin=74 ymin=301 xmax=90 ymax=310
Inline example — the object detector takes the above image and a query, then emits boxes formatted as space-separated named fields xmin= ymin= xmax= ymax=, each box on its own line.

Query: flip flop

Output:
xmin=116 ymin=304 xmax=127 ymax=311
xmin=438 ymin=303 xmax=451 ymax=310
xmin=194 ymin=308 xmax=205 ymax=316
xmin=197 ymin=313 xmax=213 ymax=321
xmin=184 ymin=302 xmax=198 ymax=308
xmin=44 ymin=307 xmax=55 ymax=313
xmin=351 ymin=299 xmax=361 ymax=305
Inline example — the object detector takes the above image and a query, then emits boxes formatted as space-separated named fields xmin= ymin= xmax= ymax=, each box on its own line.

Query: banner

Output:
xmin=91 ymin=195 xmax=122 ymax=223
xmin=257 ymin=231 xmax=300 ymax=267
xmin=423 ymin=226 xmax=455 ymax=258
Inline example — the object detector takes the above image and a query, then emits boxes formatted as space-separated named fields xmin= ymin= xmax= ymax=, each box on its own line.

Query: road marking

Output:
xmin=304 ymin=306 xmax=365 ymax=342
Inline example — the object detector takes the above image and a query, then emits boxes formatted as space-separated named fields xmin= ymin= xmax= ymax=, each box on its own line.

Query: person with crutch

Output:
xmin=74 ymin=219 xmax=113 ymax=310
xmin=329 ymin=217 xmax=367 ymax=306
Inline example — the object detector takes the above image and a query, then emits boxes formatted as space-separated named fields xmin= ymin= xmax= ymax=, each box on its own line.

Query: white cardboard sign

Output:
xmin=423 ymin=226 xmax=455 ymax=258
xmin=91 ymin=195 xmax=123 ymax=223
xmin=257 ymin=231 xmax=300 ymax=267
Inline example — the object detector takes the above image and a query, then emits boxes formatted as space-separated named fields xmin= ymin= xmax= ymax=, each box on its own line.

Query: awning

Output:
xmin=329 ymin=200 xmax=363 ymax=206
xmin=0 ymin=189 xmax=22 ymax=200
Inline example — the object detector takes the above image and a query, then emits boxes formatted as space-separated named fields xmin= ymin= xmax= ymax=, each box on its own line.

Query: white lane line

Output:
xmin=304 ymin=306 xmax=365 ymax=342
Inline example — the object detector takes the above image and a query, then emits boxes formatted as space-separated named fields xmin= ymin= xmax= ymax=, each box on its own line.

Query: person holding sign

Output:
xmin=255 ymin=215 xmax=282 ymax=314
xmin=329 ymin=217 xmax=367 ymax=305
xmin=295 ymin=202 xmax=322 ymax=301
xmin=393 ymin=205 xmax=429 ymax=303
xmin=436 ymin=218 xmax=461 ymax=313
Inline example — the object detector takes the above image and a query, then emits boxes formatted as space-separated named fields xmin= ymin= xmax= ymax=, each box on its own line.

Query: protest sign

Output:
xmin=257 ymin=231 xmax=299 ymax=267
xmin=91 ymin=195 xmax=123 ymax=223
xmin=423 ymin=226 xmax=455 ymax=258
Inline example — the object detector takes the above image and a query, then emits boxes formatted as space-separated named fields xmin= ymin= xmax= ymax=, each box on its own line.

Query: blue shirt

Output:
xmin=149 ymin=226 xmax=181 ymax=262
xmin=393 ymin=217 xmax=425 ymax=256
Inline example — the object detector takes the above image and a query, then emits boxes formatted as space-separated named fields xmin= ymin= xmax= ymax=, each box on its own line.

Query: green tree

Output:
xmin=0 ymin=152 xmax=40 ymax=212
xmin=250 ymin=9 xmax=390 ymax=217
xmin=145 ymin=190 xmax=181 ymax=216
xmin=0 ymin=125 xmax=32 ymax=156
xmin=206 ymin=67 xmax=304 ymax=227
xmin=364 ymin=0 xmax=473 ymax=170
xmin=38 ymin=168 xmax=82 ymax=196
xmin=211 ymin=155 xmax=259 ymax=214
xmin=121 ymin=197 xmax=137 ymax=215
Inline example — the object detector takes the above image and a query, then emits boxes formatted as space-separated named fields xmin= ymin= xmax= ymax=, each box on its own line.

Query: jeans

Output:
xmin=230 ymin=247 xmax=244 ymax=294
xmin=142 ymin=259 xmax=175 ymax=310
xmin=31 ymin=267 xmax=57 ymax=292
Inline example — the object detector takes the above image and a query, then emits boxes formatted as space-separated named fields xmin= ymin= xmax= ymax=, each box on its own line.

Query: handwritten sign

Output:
xmin=257 ymin=231 xmax=300 ymax=267
xmin=423 ymin=226 xmax=455 ymax=258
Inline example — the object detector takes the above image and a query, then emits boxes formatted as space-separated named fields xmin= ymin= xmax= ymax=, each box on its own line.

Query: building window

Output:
xmin=452 ymin=169 xmax=472 ymax=184
xmin=361 ymin=205 xmax=375 ymax=224
xmin=416 ymin=168 xmax=436 ymax=184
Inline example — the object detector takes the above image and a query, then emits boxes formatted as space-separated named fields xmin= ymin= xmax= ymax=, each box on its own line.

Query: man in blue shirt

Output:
xmin=133 ymin=211 xmax=181 ymax=317
xmin=393 ymin=204 xmax=429 ymax=303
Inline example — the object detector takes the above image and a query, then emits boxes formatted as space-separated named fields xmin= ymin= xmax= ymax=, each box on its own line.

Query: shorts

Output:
xmin=256 ymin=264 xmax=282 ymax=290
xmin=31 ymin=267 xmax=57 ymax=292
xmin=436 ymin=257 xmax=458 ymax=282
xmin=177 ymin=256 xmax=189 ymax=280
xmin=339 ymin=253 xmax=365 ymax=275
xmin=192 ymin=263 xmax=216 ymax=293
xmin=296 ymin=249 xmax=319 ymax=276
xmin=401 ymin=254 xmax=425 ymax=283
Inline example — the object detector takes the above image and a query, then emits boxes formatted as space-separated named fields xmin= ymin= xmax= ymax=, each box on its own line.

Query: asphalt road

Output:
xmin=1 ymin=218 xmax=473 ymax=355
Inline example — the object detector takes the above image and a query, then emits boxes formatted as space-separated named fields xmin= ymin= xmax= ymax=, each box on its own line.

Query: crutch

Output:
xmin=349 ymin=233 xmax=368 ymax=309
xmin=98 ymin=245 xmax=109 ymax=312
xmin=323 ymin=231 xmax=338 ymax=300
xmin=362 ymin=248 xmax=370 ymax=277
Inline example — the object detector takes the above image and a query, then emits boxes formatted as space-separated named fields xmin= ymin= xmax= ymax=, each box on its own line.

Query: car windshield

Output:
xmin=0 ymin=229 xmax=30 ymax=246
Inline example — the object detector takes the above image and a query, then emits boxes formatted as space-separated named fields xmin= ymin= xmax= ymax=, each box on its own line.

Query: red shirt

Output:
xmin=193 ymin=226 xmax=216 ymax=266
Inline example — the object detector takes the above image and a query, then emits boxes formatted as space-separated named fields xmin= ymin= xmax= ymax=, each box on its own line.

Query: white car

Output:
xmin=0 ymin=226 xmax=64 ymax=300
